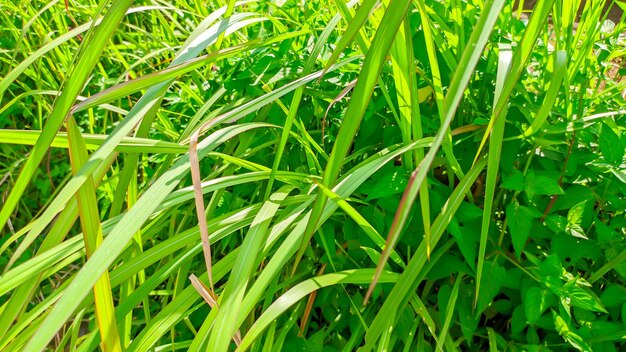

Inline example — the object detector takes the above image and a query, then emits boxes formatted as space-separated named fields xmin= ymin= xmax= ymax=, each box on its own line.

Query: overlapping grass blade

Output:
xmin=473 ymin=0 xmax=557 ymax=161
xmin=389 ymin=18 xmax=433 ymax=260
xmin=0 ymin=0 xmax=134 ymax=232
xmin=475 ymin=43 xmax=512 ymax=307
xmin=362 ymin=157 xmax=488 ymax=350
xmin=208 ymin=186 xmax=294 ymax=351
xmin=365 ymin=0 xmax=505 ymax=303
xmin=66 ymin=117 xmax=122 ymax=351
xmin=0 ymin=6 xmax=170 ymax=100
xmin=521 ymin=50 xmax=568 ymax=137
xmin=24 ymin=123 xmax=269 ymax=351
xmin=236 ymin=269 xmax=399 ymax=351
xmin=295 ymin=0 xmax=413 ymax=273
xmin=0 ymin=129 xmax=187 ymax=154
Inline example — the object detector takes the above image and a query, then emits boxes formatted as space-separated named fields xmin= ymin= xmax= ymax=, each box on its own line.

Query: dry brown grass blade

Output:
xmin=189 ymin=130 xmax=215 ymax=294
xmin=321 ymin=79 xmax=357 ymax=146
xmin=189 ymin=274 xmax=219 ymax=307
xmin=189 ymin=274 xmax=242 ymax=346
xmin=363 ymin=167 xmax=420 ymax=306
xmin=299 ymin=263 xmax=326 ymax=336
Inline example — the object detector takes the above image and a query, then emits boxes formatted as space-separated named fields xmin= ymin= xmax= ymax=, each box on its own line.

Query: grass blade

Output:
xmin=295 ymin=0 xmax=413 ymax=274
xmin=66 ymin=117 xmax=122 ymax=351
xmin=365 ymin=0 xmax=505 ymax=304
xmin=0 ymin=0 xmax=133 ymax=232
xmin=362 ymin=157 xmax=488 ymax=350
xmin=236 ymin=269 xmax=399 ymax=351
xmin=475 ymin=43 xmax=512 ymax=307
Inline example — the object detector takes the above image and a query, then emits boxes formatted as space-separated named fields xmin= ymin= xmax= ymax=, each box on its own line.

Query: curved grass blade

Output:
xmin=71 ymin=42 xmax=263 ymax=114
xmin=0 ymin=6 xmax=170 ymax=100
xmin=23 ymin=123 xmax=269 ymax=351
xmin=473 ymin=0 xmax=557 ymax=163
xmin=264 ymin=9 xmax=343 ymax=199
xmin=295 ymin=0 xmax=414 ymax=274
xmin=0 ymin=129 xmax=187 ymax=154
xmin=208 ymin=186 xmax=294 ymax=351
xmin=435 ymin=274 xmax=463 ymax=352
xmin=66 ymin=117 xmax=122 ymax=352
xmin=106 ymin=9 xmax=268 ymax=218
xmin=313 ymin=179 xmax=406 ymax=269
xmin=232 ymin=141 xmax=430 ymax=343
xmin=362 ymin=157 xmax=488 ymax=351
xmin=236 ymin=269 xmax=399 ymax=351
xmin=320 ymin=0 xmax=379 ymax=78
xmin=475 ymin=44 xmax=512 ymax=307
xmin=389 ymin=17 xmax=433 ymax=258
xmin=0 ymin=0 xmax=134 ymax=233
xmin=521 ymin=50 xmax=568 ymax=137
xmin=364 ymin=0 xmax=505 ymax=304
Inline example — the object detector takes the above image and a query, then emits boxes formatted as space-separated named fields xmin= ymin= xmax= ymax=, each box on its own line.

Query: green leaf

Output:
xmin=599 ymin=285 xmax=626 ymax=308
xmin=476 ymin=261 xmax=506 ymax=315
xmin=525 ymin=171 xmax=564 ymax=198
xmin=501 ymin=170 xmax=525 ymax=191
xmin=553 ymin=312 xmax=593 ymax=352
xmin=363 ymin=166 xmax=408 ymax=200
xmin=507 ymin=203 xmax=537 ymax=259
xmin=562 ymin=283 xmax=608 ymax=314
xmin=457 ymin=284 xmax=480 ymax=345
xmin=566 ymin=223 xmax=588 ymax=240
xmin=567 ymin=201 xmax=586 ymax=226
xmin=599 ymin=123 xmax=624 ymax=165
xmin=524 ymin=287 xmax=552 ymax=324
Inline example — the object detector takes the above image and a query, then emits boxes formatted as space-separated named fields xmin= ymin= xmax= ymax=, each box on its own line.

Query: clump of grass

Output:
xmin=0 ymin=0 xmax=624 ymax=351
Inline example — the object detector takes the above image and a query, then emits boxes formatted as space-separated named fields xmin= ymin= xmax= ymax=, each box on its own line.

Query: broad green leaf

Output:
xmin=501 ymin=170 xmax=525 ymax=191
xmin=562 ymin=282 xmax=608 ymax=314
xmin=476 ymin=261 xmax=506 ymax=316
xmin=525 ymin=171 xmax=564 ymax=198
xmin=524 ymin=287 xmax=551 ymax=324
xmin=507 ymin=203 xmax=537 ymax=259
xmin=599 ymin=123 xmax=624 ymax=165
xmin=553 ymin=312 xmax=593 ymax=352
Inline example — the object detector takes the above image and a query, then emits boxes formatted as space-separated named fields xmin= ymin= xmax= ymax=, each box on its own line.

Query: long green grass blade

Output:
xmin=362 ymin=157 xmax=488 ymax=350
xmin=66 ymin=117 xmax=122 ymax=352
xmin=365 ymin=0 xmax=505 ymax=303
xmin=475 ymin=43 xmax=512 ymax=307
xmin=0 ymin=0 xmax=134 ymax=232
xmin=295 ymin=0 xmax=413 ymax=273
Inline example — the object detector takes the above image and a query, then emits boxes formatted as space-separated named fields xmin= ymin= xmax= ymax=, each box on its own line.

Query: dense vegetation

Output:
xmin=0 ymin=0 xmax=625 ymax=350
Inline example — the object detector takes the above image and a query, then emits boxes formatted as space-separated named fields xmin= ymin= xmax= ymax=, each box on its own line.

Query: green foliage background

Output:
xmin=0 ymin=0 xmax=625 ymax=351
